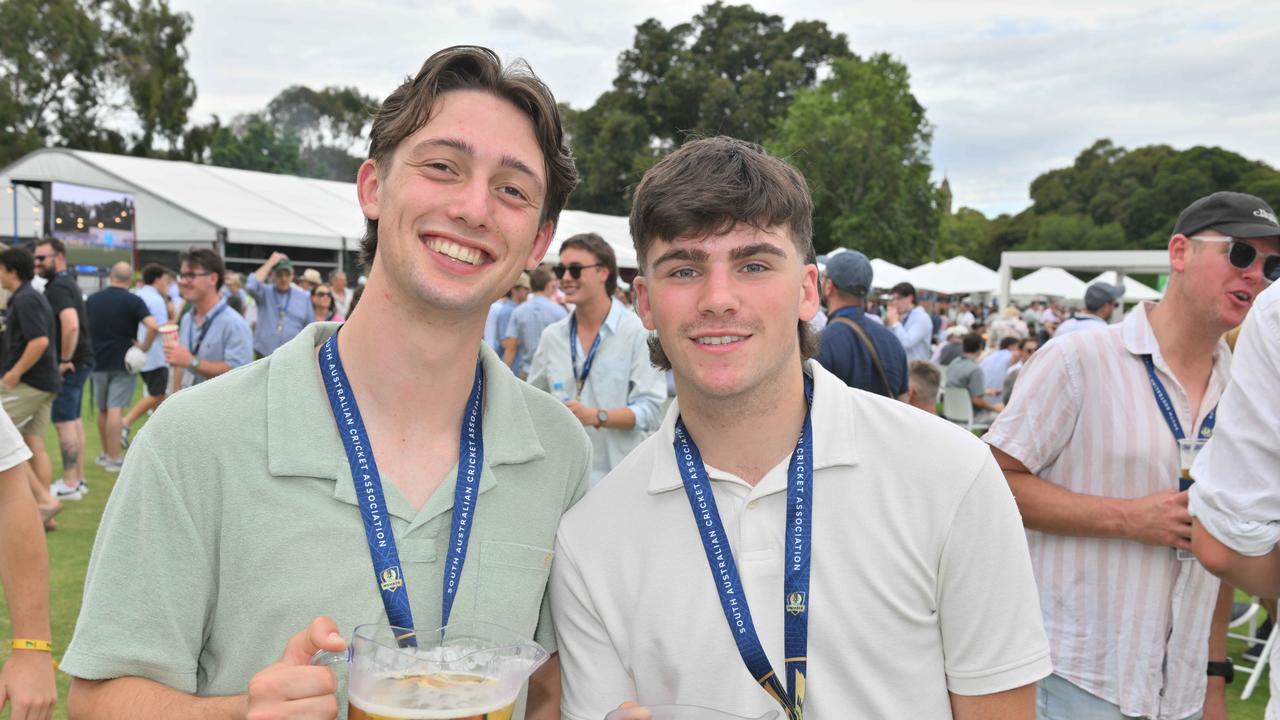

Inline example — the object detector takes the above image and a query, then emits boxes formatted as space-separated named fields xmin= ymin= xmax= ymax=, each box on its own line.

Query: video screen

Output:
xmin=50 ymin=182 xmax=136 ymax=269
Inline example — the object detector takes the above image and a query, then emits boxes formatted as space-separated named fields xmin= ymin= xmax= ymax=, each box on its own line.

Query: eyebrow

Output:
xmin=651 ymin=247 xmax=710 ymax=268
xmin=729 ymin=242 xmax=788 ymax=261
xmin=407 ymin=137 xmax=545 ymax=195
xmin=651 ymin=241 xmax=789 ymax=269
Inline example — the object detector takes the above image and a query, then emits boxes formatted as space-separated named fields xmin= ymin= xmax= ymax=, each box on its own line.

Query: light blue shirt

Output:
xmin=890 ymin=305 xmax=933 ymax=362
xmin=178 ymin=300 xmax=254 ymax=387
xmin=980 ymin=348 xmax=1013 ymax=391
xmin=483 ymin=298 xmax=514 ymax=350
xmin=134 ymin=285 xmax=170 ymax=372
xmin=246 ymin=275 xmax=311 ymax=356
xmin=528 ymin=299 xmax=665 ymax=485
xmin=505 ymin=295 xmax=566 ymax=377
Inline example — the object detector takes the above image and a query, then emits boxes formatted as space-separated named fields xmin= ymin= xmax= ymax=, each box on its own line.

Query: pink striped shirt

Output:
xmin=985 ymin=302 xmax=1230 ymax=719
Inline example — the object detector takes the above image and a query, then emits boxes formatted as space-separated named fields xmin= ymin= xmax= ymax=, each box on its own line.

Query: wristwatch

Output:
xmin=190 ymin=356 xmax=202 ymax=372
xmin=1207 ymin=660 xmax=1234 ymax=683
xmin=596 ymin=408 xmax=608 ymax=427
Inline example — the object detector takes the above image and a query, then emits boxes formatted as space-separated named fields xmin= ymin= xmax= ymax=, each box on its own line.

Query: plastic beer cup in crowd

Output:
xmin=1177 ymin=438 xmax=1208 ymax=560
xmin=159 ymin=323 xmax=180 ymax=347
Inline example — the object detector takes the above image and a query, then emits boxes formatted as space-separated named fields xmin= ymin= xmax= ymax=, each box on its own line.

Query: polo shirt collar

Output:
xmin=1121 ymin=300 xmax=1228 ymax=383
xmin=646 ymin=359 xmax=859 ymax=495
xmin=266 ymin=323 xmax=546 ymax=520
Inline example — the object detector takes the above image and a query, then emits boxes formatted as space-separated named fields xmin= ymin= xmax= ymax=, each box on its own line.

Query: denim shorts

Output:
xmin=52 ymin=364 xmax=92 ymax=422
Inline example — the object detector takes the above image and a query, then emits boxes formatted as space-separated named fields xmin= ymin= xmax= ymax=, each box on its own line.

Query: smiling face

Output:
xmin=357 ymin=89 xmax=553 ymax=318
xmin=635 ymin=224 xmax=819 ymax=403
xmin=1172 ymin=230 xmax=1280 ymax=331
xmin=557 ymin=246 xmax=608 ymax=305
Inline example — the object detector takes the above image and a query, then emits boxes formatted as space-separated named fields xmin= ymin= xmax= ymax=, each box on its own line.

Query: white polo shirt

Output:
xmin=551 ymin=360 xmax=1052 ymax=720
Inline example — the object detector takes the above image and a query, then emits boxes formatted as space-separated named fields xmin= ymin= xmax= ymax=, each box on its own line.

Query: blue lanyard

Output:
xmin=187 ymin=302 xmax=228 ymax=355
xmin=275 ymin=288 xmax=293 ymax=321
xmin=673 ymin=375 xmax=814 ymax=720
xmin=568 ymin=312 xmax=602 ymax=396
xmin=1141 ymin=355 xmax=1215 ymax=441
xmin=320 ymin=332 xmax=485 ymax=642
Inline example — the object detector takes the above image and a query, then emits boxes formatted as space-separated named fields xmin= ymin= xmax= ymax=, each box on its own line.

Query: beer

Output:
xmin=348 ymin=671 xmax=516 ymax=720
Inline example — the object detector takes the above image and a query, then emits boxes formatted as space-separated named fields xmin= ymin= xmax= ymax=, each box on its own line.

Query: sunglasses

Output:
xmin=178 ymin=271 xmax=212 ymax=281
xmin=553 ymin=262 xmax=604 ymax=280
xmin=313 ymin=291 xmax=331 ymax=298
xmin=1189 ymin=236 xmax=1280 ymax=282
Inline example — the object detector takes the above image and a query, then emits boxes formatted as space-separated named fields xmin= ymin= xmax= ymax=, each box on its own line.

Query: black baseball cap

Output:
xmin=1173 ymin=191 xmax=1280 ymax=239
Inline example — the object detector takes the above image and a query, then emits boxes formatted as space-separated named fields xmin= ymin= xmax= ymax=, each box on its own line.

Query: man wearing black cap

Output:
xmin=985 ymin=190 xmax=1280 ymax=720
xmin=816 ymin=250 xmax=908 ymax=398
xmin=1054 ymin=281 xmax=1125 ymax=338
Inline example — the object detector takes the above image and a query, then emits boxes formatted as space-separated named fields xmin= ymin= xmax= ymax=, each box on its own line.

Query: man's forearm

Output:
xmin=60 ymin=320 xmax=78 ymax=361
xmin=193 ymin=360 xmax=233 ymax=380
xmin=0 ymin=463 xmax=50 ymax=642
xmin=1004 ymin=467 xmax=1129 ymax=539
xmin=950 ymin=684 xmax=1035 ymax=720
xmin=139 ymin=319 xmax=159 ymax=353
xmin=69 ymin=677 xmax=246 ymax=720
xmin=10 ymin=337 xmax=49 ymax=379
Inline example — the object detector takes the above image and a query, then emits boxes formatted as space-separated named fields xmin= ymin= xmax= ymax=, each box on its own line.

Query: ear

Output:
xmin=799 ymin=262 xmax=820 ymax=322
xmin=357 ymin=159 xmax=381 ymax=222
xmin=634 ymin=275 xmax=657 ymax=331
xmin=525 ymin=220 xmax=556 ymax=271
xmin=1168 ymin=233 xmax=1192 ymax=273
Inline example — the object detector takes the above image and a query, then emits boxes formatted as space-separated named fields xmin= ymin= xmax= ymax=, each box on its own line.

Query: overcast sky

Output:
xmin=168 ymin=0 xmax=1280 ymax=217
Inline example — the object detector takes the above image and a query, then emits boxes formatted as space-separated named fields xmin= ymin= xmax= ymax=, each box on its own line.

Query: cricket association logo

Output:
xmin=380 ymin=566 xmax=404 ymax=593
xmin=786 ymin=591 xmax=807 ymax=616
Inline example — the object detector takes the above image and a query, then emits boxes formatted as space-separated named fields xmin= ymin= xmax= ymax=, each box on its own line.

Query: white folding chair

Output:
xmin=1229 ymin=597 xmax=1276 ymax=700
xmin=941 ymin=387 xmax=990 ymax=433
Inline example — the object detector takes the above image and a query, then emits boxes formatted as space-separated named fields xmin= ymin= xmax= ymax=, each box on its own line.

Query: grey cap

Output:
xmin=1084 ymin=281 xmax=1124 ymax=311
xmin=825 ymin=249 xmax=874 ymax=296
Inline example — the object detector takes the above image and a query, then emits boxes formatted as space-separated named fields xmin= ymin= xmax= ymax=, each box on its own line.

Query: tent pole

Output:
xmin=1114 ymin=269 xmax=1127 ymax=323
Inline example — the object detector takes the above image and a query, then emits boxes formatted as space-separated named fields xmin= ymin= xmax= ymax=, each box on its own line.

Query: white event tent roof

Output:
xmin=2 ymin=148 xmax=641 ymax=269
xmin=1010 ymin=266 xmax=1088 ymax=300
xmin=1088 ymin=271 xmax=1164 ymax=302
xmin=909 ymin=256 xmax=1000 ymax=295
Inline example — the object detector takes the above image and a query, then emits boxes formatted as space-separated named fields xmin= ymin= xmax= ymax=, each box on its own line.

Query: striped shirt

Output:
xmin=984 ymin=302 xmax=1230 ymax=720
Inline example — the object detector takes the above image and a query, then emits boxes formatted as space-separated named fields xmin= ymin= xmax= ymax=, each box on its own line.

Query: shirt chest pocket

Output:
xmin=473 ymin=540 xmax=553 ymax=637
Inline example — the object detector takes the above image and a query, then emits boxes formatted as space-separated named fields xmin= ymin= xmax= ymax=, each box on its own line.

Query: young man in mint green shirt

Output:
xmin=63 ymin=45 xmax=587 ymax=720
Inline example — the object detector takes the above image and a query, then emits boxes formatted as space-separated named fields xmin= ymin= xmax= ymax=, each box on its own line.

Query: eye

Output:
xmin=498 ymin=184 xmax=529 ymax=201
xmin=741 ymin=262 xmax=769 ymax=273
xmin=670 ymin=267 xmax=698 ymax=279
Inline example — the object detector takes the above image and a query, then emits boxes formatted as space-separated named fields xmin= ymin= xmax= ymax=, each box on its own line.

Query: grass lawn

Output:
xmin=0 ymin=391 xmax=1274 ymax=719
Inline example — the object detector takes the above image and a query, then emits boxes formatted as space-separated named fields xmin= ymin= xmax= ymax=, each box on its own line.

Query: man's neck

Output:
xmin=573 ymin=292 xmax=611 ymax=328
xmin=826 ymin=295 xmax=860 ymax=314
xmin=1146 ymin=295 xmax=1222 ymax=370
xmin=274 ymin=283 xmax=292 ymax=294
xmin=335 ymin=275 xmax=486 ymax=432
xmin=194 ymin=293 xmax=219 ymax=317
xmin=109 ymin=281 xmax=129 ymax=290
xmin=675 ymin=357 xmax=808 ymax=487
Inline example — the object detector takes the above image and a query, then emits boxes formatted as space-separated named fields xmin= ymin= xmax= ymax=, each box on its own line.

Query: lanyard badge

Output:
xmin=321 ymin=332 xmax=485 ymax=643
xmin=674 ymin=374 xmax=814 ymax=720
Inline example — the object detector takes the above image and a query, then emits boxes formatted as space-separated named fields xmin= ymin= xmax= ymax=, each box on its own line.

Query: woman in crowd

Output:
xmin=310 ymin=283 xmax=344 ymax=323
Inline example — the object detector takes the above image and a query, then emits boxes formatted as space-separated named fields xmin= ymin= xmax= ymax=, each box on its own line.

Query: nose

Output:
xmin=447 ymin=176 xmax=492 ymax=229
xmin=695 ymin=264 xmax=741 ymax=317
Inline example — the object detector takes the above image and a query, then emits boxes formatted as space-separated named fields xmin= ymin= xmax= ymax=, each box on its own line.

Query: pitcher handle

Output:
xmin=310 ymin=647 xmax=351 ymax=667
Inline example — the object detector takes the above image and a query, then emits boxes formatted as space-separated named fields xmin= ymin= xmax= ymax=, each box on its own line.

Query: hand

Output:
xmin=563 ymin=400 xmax=599 ymax=427
xmin=1203 ymin=676 xmax=1227 ymax=720
xmin=0 ymin=648 xmax=57 ymax=720
xmin=885 ymin=305 xmax=900 ymax=326
xmin=1 ymin=371 xmax=17 ymax=391
xmin=246 ymin=616 xmax=346 ymax=720
xmin=59 ymin=361 xmax=75 ymax=375
xmin=610 ymin=702 xmax=652 ymax=720
xmin=164 ymin=342 xmax=193 ymax=369
xmin=269 ymin=251 xmax=290 ymax=266
xmin=992 ymin=402 xmax=1005 ymax=412
xmin=1122 ymin=490 xmax=1193 ymax=550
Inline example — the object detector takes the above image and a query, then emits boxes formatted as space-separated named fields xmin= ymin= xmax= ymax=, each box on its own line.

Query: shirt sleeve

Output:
xmin=983 ymin=339 xmax=1082 ymax=475
xmin=965 ymin=364 xmax=984 ymax=400
xmin=893 ymin=307 xmax=932 ymax=349
xmin=527 ymin=326 xmax=554 ymax=392
xmin=45 ymin=284 xmax=72 ymax=314
xmin=624 ymin=329 xmax=665 ymax=433
xmin=503 ymin=306 xmax=522 ymax=342
xmin=222 ymin=317 xmax=255 ymax=369
xmin=245 ymin=274 xmax=267 ymax=304
xmin=11 ymin=296 xmax=51 ymax=341
xmin=132 ymin=293 xmax=154 ymax=324
xmin=938 ymin=452 xmax=1053 ymax=695
xmin=891 ymin=345 xmax=909 ymax=397
xmin=59 ymin=435 xmax=214 ymax=691
xmin=1189 ymin=293 xmax=1280 ymax=556
xmin=550 ymin=531 xmax=635 ymax=720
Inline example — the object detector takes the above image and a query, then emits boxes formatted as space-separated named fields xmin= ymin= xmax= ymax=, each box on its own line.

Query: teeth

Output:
xmin=1234 ymin=292 xmax=1249 ymax=301
xmin=426 ymin=238 xmax=483 ymax=265
xmin=696 ymin=336 xmax=745 ymax=346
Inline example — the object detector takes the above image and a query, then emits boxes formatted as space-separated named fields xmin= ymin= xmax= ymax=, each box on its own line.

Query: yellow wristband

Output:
xmin=11 ymin=638 xmax=53 ymax=653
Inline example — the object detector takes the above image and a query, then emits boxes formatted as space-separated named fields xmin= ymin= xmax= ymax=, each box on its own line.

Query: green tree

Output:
xmin=767 ymin=54 xmax=937 ymax=263
xmin=108 ymin=0 xmax=197 ymax=155
xmin=265 ymin=85 xmax=375 ymax=181
xmin=938 ymin=207 xmax=992 ymax=262
xmin=566 ymin=2 xmax=852 ymax=213
xmin=207 ymin=115 xmax=302 ymax=175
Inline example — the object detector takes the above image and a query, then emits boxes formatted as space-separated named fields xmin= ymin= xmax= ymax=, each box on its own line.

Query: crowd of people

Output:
xmin=2 ymin=44 xmax=1279 ymax=720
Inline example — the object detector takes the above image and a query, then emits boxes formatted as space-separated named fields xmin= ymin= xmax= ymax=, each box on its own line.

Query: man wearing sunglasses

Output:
xmin=985 ymin=190 xmax=1280 ymax=720
xmin=528 ymin=233 xmax=665 ymax=485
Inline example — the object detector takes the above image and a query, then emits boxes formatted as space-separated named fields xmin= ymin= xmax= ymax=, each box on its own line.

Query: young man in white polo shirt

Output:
xmin=550 ymin=137 xmax=1051 ymax=720
xmin=985 ymin=191 xmax=1280 ymax=720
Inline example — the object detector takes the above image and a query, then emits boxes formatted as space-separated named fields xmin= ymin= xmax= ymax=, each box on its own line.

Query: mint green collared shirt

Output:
xmin=62 ymin=323 xmax=592 ymax=714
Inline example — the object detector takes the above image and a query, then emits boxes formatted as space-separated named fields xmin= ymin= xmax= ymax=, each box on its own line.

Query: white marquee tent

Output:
xmin=909 ymin=256 xmax=999 ymax=295
xmin=1088 ymin=271 xmax=1164 ymax=302
xmin=1010 ymin=266 xmax=1088 ymax=300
